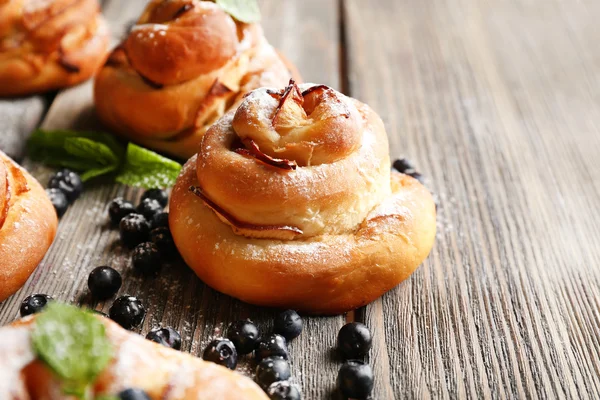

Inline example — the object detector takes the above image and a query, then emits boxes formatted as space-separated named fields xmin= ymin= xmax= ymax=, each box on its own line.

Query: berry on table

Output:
xmin=137 ymin=198 xmax=163 ymax=220
xmin=109 ymin=295 xmax=146 ymax=330
xmin=273 ymin=310 xmax=303 ymax=341
xmin=392 ymin=157 xmax=415 ymax=173
xmin=132 ymin=242 xmax=161 ymax=275
xmin=337 ymin=360 xmax=374 ymax=399
xmin=256 ymin=357 xmax=291 ymax=390
xmin=256 ymin=334 xmax=289 ymax=361
xmin=267 ymin=381 xmax=302 ymax=400
xmin=202 ymin=338 xmax=238 ymax=370
xmin=151 ymin=212 xmax=169 ymax=229
xmin=108 ymin=197 xmax=136 ymax=225
xmin=47 ymin=168 xmax=83 ymax=203
xmin=146 ymin=327 xmax=182 ymax=350
xmin=227 ymin=319 xmax=261 ymax=355
xmin=337 ymin=322 xmax=372 ymax=359
xmin=88 ymin=266 xmax=122 ymax=300
xmin=119 ymin=213 xmax=151 ymax=248
xmin=150 ymin=227 xmax=176 ymax=255
xmin=45 ymin=188 xmax=68 ymax=217
xmin=118 ymin=388 xmax=151 ymax=400
xmin=20 ymin=294 xmax=52 ymax=317
xmin=141 ymin=188 xmax=169 ymax=208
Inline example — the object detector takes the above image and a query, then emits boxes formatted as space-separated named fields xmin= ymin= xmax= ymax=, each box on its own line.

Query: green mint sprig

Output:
xmin=27 ymin=129 xmax=182 ymax=189
xmin=213 ymin=0 xmax=261 ymax=23
xmin=31 ymin=303 xmax=113 ymax=399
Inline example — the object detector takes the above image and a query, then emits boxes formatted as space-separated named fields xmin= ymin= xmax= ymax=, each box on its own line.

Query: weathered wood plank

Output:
xmin=0 ymin=97 xmax=46 ymax=161
xmin=0 ymin=1 xmax=345 ymax=398
xmin=345 ymin=0 xmax=600 ymax=398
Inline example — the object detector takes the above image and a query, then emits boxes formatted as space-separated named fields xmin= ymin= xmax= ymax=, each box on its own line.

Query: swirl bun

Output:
xmin=0 ymin=0 xmax=109 ymax=96
xmin=0 ymin=316 xmax=267 ymax=399
xmin=170 ymin=81 xmax=436 ymax=314
xmin=94 ymin=0 xmax=299 ymax=159
xmin=0 ymin=151 xmax=57 ymax=302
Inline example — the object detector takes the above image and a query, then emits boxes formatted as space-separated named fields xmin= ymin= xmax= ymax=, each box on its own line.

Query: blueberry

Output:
xmin=146 ymin=327 xmax=182 ymax=350
xmin=337 ymin=322 xmax=372 ymax=359
xmin=256 ymin=357 xmax=291 ymax=390
xmin=273 ymin=310 xmax=302 ymax=341
xmin=202 ymin=338 xmax=238 ymax=370
xmin=151 ymin=212 xmax=169 ymax=229
xmin=256 ymin=334 xmax=288 ymax=361
xmin=407 ymin=170 xmax=424 ymax=183
xmin=88 ymin=266 xmax=122 ymax=300
xmin=118 ymin=388 xmax=151 ymax=400
xmin=267 ymin=381 xmax=302 ymax=400
xmin=109 ymin=295 xmax=146 ymax=330
xmin=132 ymin=242 xmax=161 ymax=275
xmin=337 ymin=360 xmax=374 ymax=399
xmin=141 ymin=188 xmax=169 ymax=208
xmin=20 ymin=294 xmax=52 ymax=317
xmin=109 ymin=197 xmax=136 ymax=225
xmin=45 ymin=188 xmax=68 ymax=217
xmin=227 ymin=319 xmax=261 ymax=355
xmin=119 ymin=213 xmax=151 ymax=248
xmin=137 ymin=198 xmax=163 ymax=220
xmin=150 ymin=227 xmax=177 ymax=255
xmin=392 ymin=158 xmax=415 ymax=173
xmin=47 ymin=168 xmax=82 ymax=203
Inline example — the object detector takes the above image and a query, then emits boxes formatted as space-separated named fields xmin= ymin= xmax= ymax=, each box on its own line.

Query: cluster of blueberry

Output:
xmin=45 ymin=168 xmax=84 ymax=217
xmin=202 ymin=310 xmax=303 ymax=399
xmin=109 ymin=188 xmax=176 ymax=275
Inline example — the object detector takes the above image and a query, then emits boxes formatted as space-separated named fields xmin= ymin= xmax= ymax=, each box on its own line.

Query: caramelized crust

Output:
xmin=0 ymin=316 xmax=268 ymax=399
xmin=170 ymin=82 xmax=437 ymax=314
xmin=0 ymin=0 xmax=109 ymax=96
xmin=93 ymin=0 xmax=299 ymax=159
xmin=0 ymin=151 xmax=57 ymax=302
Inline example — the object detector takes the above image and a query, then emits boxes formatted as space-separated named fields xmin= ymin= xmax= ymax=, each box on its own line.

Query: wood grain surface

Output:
xmin=1 ymin=0 xmax=600 ymax=399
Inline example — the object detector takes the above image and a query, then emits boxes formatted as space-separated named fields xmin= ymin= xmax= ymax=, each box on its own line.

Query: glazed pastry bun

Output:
xmin=0 ymin=314 xmax=268 ymax=399
xmin=0 ymin=151 xmax=57 ymax=302
xmin=94 ymin=0 xmax=299 ymax=159
xmin=0 ymin=0 xmax=110 ymax=96
xmin=169 ymin=81 xmax=437 ymax=315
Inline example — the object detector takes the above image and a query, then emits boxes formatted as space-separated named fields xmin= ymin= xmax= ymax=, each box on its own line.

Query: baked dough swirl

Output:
xmin=170 ymin=81 xmax=437 ymax=314
xmin=94 ymin=0 xmax=298 ymax=159
xmin=0 ymin=316 xmax=267 ymax=399
xmin=0 ymin=151 xmax=57 ymax=302
xmin=0 ymin=0 xmax=109 ymax=96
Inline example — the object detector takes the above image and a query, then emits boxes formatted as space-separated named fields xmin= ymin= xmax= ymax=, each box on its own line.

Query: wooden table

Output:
xmin=2 ymin=0 xmax=600 ymax=398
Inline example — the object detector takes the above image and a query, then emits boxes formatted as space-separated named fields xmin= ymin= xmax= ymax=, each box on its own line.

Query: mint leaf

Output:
xmin=215 ymin=0 xmax=261 ymax=23
xmin=27 ymin=129 xmax=125 ymax=182
xmin=116 ymin=143 xmax=182 ymax=189
xmin=32 ymin=303 xmax=113 ymax=398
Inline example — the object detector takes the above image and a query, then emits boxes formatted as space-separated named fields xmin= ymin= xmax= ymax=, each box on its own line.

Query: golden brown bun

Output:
xmin=0 ymin=0 xmax=110 ymax=97
xmin=169 ymin=82 xmax=437 ymax=314
xmin=94 ymin=0 xmax=299 ymax=159
xmin=0 ymin=316 xmax=268 ymax=399
xmin=0 ymin=151 xmax=57 ymax=302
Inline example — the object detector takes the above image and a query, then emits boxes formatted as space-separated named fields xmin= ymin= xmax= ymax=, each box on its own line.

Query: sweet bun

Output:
xmin=169 ymin=81 xmax=436 ymax=314
xmin=0 ymin=151 xmax=57 ymax=302
xmin=94 ymin=0 xmax=299 ymax=159
xmin=0 ymin=315 xmax=268 ymax=399
xmin=0 ymin=0 xmax=110 ymax=96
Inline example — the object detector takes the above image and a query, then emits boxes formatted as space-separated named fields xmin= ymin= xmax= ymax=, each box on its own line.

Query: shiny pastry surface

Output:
xmin=169 ymin=81 xmax=437 ymax=314
xmin=0 ymin=0 xmax=109 ymax=96
xmin=0 ymin=151 xmax=57 ymax=302
xmin=94 ymin=0 xmax=299 ymax=159
xmin=0 ymin=314 xmax=268 ymax=399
